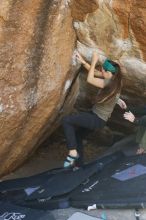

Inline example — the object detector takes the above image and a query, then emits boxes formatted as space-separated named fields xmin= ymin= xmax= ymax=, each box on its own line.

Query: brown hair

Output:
xmin=95 ymin=61 xmax=122 ymax=103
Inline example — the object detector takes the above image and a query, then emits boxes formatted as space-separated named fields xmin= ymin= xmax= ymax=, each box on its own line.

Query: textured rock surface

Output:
xmin=0 ymin=0 xmax=76 ymax=176
xmin=71 ymin=0 xmax=99 ymax=21
xmin=72 ymin=0 xmax=146 ymax=104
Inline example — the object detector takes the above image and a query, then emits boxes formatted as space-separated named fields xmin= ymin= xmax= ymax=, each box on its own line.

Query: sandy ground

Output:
xmin=2 ymin=131 xmax=107 ymax=180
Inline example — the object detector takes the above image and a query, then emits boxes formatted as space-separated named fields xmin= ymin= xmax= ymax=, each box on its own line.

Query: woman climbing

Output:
xmin=62 ymin=51 xmax=127 ymax=168
xmin=124 ymin=107 xmax=146 ymax=154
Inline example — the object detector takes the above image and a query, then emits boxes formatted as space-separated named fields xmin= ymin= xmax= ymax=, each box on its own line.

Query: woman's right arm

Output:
xmin=87 ymin=52 xmax=105 ymax=88
xmin=76 ymin=51 xmax=103 ymax=77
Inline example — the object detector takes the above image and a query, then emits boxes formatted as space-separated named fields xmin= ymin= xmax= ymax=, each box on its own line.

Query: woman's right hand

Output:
xmin=75 ymin=51 xmax=86 ymax=64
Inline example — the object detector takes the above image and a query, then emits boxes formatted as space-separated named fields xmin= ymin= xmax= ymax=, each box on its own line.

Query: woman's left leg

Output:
xmin=76 ymin=127 xmax=92 ymax=166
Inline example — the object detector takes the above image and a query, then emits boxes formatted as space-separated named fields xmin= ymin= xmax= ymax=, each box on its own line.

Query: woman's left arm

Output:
xmin=87 ymin=52 xmax=105 ymax=88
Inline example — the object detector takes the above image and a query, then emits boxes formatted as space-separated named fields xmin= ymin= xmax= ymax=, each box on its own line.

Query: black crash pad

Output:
xmin=70 ymin=154 xmax=146 ymax=209
xmin=0 ymin=152 xmax=123 ymax=210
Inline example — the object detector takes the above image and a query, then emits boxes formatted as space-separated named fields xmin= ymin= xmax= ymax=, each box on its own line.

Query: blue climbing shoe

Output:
xmin=63 ymin=154 xmax=79 ymax=168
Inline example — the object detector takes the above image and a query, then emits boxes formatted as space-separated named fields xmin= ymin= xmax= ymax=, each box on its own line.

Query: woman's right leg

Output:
xmin=62 ymin=112 xmax=105 ymax=167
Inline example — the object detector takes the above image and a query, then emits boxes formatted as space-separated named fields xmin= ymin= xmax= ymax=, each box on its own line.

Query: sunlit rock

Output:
xmin=0 ymin=0 xmax=76 ymax=176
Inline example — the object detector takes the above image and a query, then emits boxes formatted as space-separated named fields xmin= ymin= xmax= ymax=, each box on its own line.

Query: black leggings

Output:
xmin=62 ymin=111 xmax=106 ymax=161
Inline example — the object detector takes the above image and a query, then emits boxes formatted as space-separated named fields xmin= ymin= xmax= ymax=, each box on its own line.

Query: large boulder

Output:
xmin=0 ymin=0 xmax=77 ymax=176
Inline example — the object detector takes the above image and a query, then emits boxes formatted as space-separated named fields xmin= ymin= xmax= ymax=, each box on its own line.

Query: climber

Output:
xmin=124 ymin=106 xmax=146 ymax=154
xmin=62 ymin=51 xmax=127 ymax=168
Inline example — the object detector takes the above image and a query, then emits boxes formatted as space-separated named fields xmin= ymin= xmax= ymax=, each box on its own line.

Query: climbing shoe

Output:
xmin=63 ymin=154 xmax=79 ymax=168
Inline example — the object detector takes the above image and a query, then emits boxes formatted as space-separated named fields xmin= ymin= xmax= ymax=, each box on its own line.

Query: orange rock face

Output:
xmin=130 ymin=2 xmax=146 ymax=60
xmin=0 ymin=0 xmax=76 ymax=176
xmin=71 ymin=0 xmax=99 ymax=21
xmin=113 ymin=0 xmax=146 ymax=60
